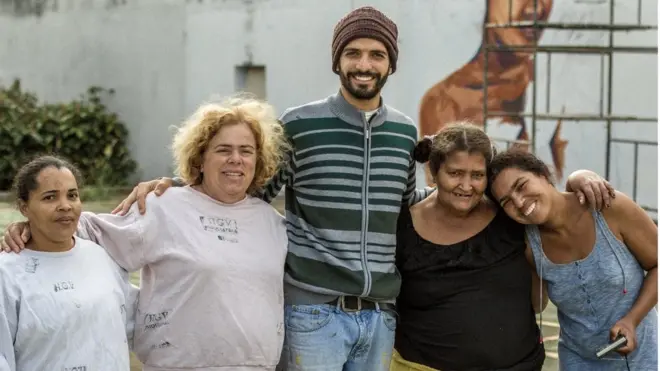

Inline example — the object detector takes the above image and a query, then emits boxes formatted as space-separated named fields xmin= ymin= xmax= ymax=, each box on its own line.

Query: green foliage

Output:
xmin=0 ymin=79 xmax=137 ymax=191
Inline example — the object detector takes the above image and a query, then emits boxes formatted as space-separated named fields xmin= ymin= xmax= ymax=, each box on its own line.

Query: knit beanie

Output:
xmin=331 ymin=6 xmax=399 ymax=74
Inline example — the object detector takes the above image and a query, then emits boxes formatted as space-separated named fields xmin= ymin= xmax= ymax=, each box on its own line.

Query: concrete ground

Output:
xmin=538 ymin=304 xmax=560 ymax=370
xmin=0 ymin=197 xmax=560 ymax=371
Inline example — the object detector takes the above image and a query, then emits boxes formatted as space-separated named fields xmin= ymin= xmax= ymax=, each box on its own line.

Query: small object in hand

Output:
xmin=595 ymin=334 xmax=627 ymax=358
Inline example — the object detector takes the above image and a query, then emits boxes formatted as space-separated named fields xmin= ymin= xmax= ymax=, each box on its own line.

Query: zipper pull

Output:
xmin=366 ymin=128 xmax=370 ymax=139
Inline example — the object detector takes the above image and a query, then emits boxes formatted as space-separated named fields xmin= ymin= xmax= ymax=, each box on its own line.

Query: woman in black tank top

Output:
xmin=391 ymin=123 xmax=545 ymax=371
xmin=392 ymin=123 xmax=612 ymax=371
xmin=395 ymin=204 xmax=545 ymax=370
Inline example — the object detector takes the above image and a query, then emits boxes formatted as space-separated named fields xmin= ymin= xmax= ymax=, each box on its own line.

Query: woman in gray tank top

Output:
xmin=487 ymin=150 xmax=657 ymax=371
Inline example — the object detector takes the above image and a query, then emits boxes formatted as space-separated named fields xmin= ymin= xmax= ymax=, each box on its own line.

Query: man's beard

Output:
xmin=339 ymin=70 xmax=388 ymax=100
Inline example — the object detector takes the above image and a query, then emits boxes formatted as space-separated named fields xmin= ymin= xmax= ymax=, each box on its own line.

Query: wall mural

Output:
xmin=418 ymin=0 xmax=568 ymax=184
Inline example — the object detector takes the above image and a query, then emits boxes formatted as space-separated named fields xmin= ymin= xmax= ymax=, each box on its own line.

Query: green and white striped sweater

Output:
xmin=261 ymin=92 xmax=431 ymax=304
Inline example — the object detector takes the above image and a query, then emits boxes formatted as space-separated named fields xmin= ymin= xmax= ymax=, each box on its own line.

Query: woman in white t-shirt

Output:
xmin=0 ymin=155 xmax=138 ymax=371
xmin=2 ymin=96 xmax=291 ymax=371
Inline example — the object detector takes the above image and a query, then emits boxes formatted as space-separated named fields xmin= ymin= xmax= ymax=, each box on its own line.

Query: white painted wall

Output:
xmin=0 ymin=0 xmax=186 ymax=180
xmin=0 ymin=0 xmax=656 ymax=214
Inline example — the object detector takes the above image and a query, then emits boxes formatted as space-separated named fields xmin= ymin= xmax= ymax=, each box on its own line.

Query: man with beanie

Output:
xmin=261 ymin=6 xmax=432 ymax=370
xmin=95 ymin=7 xmax=423 ymax=370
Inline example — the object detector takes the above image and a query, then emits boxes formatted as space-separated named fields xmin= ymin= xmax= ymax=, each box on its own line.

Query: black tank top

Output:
xmin=394 ymin=205 xmax=545 ymax=371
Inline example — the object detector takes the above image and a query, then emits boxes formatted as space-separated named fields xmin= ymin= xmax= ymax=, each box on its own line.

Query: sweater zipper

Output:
xmin=360 ymin=113 xmax=372 ymax=297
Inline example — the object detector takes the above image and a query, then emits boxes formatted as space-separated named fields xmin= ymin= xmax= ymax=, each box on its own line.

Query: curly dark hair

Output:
xmin=486 ymin=149 xmax=554 ymax=202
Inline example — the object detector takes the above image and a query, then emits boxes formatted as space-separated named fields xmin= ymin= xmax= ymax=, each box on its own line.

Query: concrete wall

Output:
xmin=0 ymin=0 xmax=186 ymax=180
xmin=0 ymin=0 xmax=656 ymax=213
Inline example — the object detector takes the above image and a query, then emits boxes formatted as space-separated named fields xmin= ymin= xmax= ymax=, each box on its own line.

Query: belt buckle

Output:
xmin=340 ymin=296 xmax=362 ymax=313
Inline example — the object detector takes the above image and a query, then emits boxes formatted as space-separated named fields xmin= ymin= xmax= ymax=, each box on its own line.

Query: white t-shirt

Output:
xmin=364 ymin=109 xmax=378 ymax=122
xmin=76 ymin=186 xmax=288 ymax=371
xmin=0 ymin=237 xmax=138 ymax=371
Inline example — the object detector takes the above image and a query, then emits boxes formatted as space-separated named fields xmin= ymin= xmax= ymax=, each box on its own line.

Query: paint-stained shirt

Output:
xmin=0 ymin=237 xmax=137 ymax=371
xmin=259 ymin=91 xmax=432 ymax=304
xmin=76 ymin=186 xmax=288 ymax=371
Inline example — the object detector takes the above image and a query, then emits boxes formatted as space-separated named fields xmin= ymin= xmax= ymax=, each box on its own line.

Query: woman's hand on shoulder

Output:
xmin=1 ymin=222 xmax=30 ymax=253
xmin=111 ymin=177 xmax=175 ymax=216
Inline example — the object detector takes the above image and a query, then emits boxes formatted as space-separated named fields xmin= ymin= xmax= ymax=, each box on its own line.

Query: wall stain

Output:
xmin=105 ymin=0 xmax=127 ymax=9
xmin=243 ymin=0 xmax=255 ymax=65
xmin=0 ymin=0 xmax=49 ymax=17
xmin=0 ymin=0 xmax=127 ymax=17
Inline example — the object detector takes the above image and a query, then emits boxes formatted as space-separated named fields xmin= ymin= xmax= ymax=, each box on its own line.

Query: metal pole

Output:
xmin=599 ymin=53 xmax=605 ymax=116
xmin=531 ymin=0 xmax=539 ymax=154
xmin=546 ymin=52 xmax=552 ymax=112
xmin=484 ymin=21 xmax=656 ymax=31
xmin=482 ymin=0 xmax=490 ymax=133
xmin=481 ymin=112 xmax=657 ymax=122
xmin=633 ymin=143 xmax=639 ymax=202
xmin=605 ymin=0 xmax=615 ymax=180
xmin=486 ymin=45 xmax=658 ymax=53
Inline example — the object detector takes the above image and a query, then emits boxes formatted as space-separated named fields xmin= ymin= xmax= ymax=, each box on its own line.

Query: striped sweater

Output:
xmin=261 ymin=91 xmax=430 ymax=303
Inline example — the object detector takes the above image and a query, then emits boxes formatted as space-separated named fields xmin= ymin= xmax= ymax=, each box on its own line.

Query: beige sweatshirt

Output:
xmin=76 ymin=186 xmax=288 ymax=371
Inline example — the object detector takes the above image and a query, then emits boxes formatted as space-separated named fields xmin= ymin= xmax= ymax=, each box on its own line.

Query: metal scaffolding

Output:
xmin=482 ymin=0 xmax=658 ymax=218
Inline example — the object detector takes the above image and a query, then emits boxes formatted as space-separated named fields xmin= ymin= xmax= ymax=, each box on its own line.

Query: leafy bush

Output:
xmin=0 ymin=79 xmax=137 ymax=191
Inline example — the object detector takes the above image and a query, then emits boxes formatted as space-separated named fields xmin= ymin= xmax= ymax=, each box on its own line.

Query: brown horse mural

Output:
xmin=419 ymin=0 xmax=567 ymax=184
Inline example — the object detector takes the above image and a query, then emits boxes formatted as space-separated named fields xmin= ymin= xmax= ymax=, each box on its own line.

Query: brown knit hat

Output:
xmin=331 ymin=6 xmax=399 ymax=74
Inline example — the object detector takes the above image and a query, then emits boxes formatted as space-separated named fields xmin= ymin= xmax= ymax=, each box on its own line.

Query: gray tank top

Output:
xmin=526 ymin=211 xmax=657 ymax=369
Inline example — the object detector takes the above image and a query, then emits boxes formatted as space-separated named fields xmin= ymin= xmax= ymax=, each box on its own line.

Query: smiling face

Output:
xmin=20 ymin=166 xmax=82 ymax=245
xmin=434 ymin=151 xmax=488 ymax=214
xmin=338 ymin=38 xmax=391 ymax=101
xmin=490 ymin=167 xmax=555 ymax=224
xmin=200 ymin=122 xmax=257 ymax=203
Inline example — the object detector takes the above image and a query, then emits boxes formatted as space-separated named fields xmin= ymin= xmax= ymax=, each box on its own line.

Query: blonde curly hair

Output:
xmin=172 ymin=95 xmax=289 ymax=195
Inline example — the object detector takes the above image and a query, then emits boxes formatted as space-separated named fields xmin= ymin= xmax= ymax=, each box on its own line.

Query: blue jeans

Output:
xmin=278 ymin=303 xmax=397 ymax=371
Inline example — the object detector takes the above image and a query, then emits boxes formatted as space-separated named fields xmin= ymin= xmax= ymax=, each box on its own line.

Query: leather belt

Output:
xmin=327 ymin=296 xmax=396 ymax=312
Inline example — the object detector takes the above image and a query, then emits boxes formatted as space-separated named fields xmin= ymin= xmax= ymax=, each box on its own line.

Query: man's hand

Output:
xmin=111 ymin=178 xmax=175 ymax=215
xmin=1 ymin=221 xmax=30 ymax=253
xmin=566 ymin=170 xmax=616 ymax=211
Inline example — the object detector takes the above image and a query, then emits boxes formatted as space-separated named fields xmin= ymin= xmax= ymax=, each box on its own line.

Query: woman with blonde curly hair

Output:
xmin=1 ymin=96 xmax=291 ymax=371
